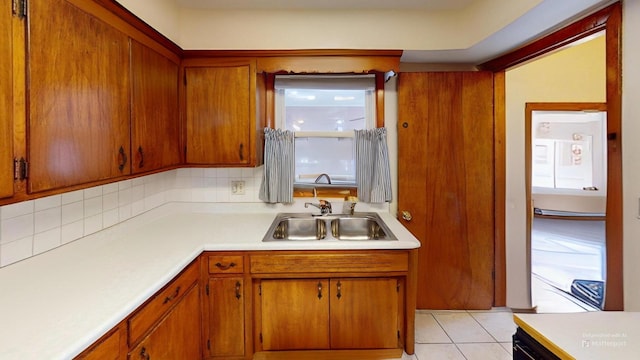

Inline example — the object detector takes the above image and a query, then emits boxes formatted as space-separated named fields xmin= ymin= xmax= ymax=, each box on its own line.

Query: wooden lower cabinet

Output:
xmin=205 ymin=277 xmax=246 ymax=358
xmin=202 ymin=253 xmax=249 ymax=359
xmin=75 ymin=325 xmax=127 ymax=360
xmin=251 ymin=250 xmax=417 ymax=358
xmin=129 ymin=284 xmax=202 ymax=360
xmin=260 ymin=277 xmax=399 ymax=351
xmin=329 ymin=278 xmax=399 ymax=349
xmin=260 ymin=279 xmax=330 ymax=350
xmin=77 ymin=250 xmax=416 ymax=360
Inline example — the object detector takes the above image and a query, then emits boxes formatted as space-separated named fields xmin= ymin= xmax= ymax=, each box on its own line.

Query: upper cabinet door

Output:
xmin=27 ymin=0 xmax=131 ymax=193
xmin=184 ymin=60 xmax=256 ymax=165
xmin=0 ymin=0 xmax=14 ymax=199
xmin=131 ymin=40 xmax=180 ymax=174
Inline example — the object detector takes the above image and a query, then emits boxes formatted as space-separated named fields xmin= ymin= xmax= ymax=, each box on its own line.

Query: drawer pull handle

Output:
xmin=163 ymin=286 xmax=181 ymax=304
xmin=317 ymin=282 xmax=323 ymax=299
xmin=140 ymin=346 xmax=150 ymax=360
xmin=235 ymin=281 xmax=242 ymax=300
xmin=215 ymin=262 xmax=236 ymax=270
xmin=336 ymin=281 xmax=342 ymax=299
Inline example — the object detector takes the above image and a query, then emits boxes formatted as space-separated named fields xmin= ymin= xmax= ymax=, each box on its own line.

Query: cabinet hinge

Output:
xmin=183 ymin=71 xmax=187 ymax=86
xmin=397 ymin=330 xmax=400 ymax=339
xmin=12 ymin=0 xmax=26 ymax=19
xmin=13 ymin=158 xmax=28 ymax=181
xmin=396 ymin=280 xmax=400 ymax=292
xmin=258 ymin=284 xmax=261 ymax=296
xmin=259 ymin=333 xmax=263 ymax=343
xmin=207 ymin=339 xmax=211 ymax=350
xmin=206 ymin=283 xmax=209 ymax=296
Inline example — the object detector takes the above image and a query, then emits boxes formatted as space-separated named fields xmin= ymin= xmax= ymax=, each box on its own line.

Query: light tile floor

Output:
xmin=400 ymin=308 xmax=517 ymax=360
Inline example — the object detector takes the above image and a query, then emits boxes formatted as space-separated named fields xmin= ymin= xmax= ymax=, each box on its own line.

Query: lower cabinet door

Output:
xmin=129 ymin=284 xmax=201 ymax=360
xmin=329 ymin=278 xmax=399 ymax=349
xmin=207 ymin=277 xmax=245 ymax=357
xmin=260 ymin=279 xmax=330 ymax=350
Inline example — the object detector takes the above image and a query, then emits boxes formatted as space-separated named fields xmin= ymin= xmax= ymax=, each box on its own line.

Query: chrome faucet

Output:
xmin=305 ymin=199 xmax=332 ymax=215
xmin=314 ymin=173 xmax=332 ymax=184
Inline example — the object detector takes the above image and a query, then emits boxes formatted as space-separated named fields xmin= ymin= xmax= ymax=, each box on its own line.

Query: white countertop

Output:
xmin=515 ymin=312 xmax=639 ymax=359
xmin=0 ymin=202 xmax=420 ymax=360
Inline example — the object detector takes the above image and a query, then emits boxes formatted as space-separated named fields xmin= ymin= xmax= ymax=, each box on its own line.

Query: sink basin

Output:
xmin=262 ymin=212 xmax=397 ymax=241
xmin=268 ymin=217 xmax=326 ymax=240
xmin=330 ymin=215 xmax=395 ymax=240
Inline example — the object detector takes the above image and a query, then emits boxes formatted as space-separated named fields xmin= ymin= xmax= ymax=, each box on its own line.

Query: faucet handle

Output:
xmin=319 ymin=200 xmax=332 ymax=214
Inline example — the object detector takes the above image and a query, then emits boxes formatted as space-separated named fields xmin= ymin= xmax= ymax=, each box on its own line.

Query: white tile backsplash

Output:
xmin=34 ymin=207 xmax=61 ymax=233
xmin=0 ymin=166 xmax=329 ymax=267
xmin=1 ymin=213 xmax=34 ymax=245
xmin=61 ymin=201 xmax=83 ymax=225
xmin=33 ymin=228 xmax=61 ymax=255
xmin=1 ymin=201 xmax=34 ymax=220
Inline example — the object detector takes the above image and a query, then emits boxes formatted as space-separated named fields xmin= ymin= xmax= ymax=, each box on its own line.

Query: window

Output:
xmin=531 ymin=110 xmax=606 ymax=191
xmin=274 ymin=75 xmax=376 ymax=186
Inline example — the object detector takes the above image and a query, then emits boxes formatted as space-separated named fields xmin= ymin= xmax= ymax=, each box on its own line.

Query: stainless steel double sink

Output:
xmin=262 ymin=212 xmax=397 ymax=241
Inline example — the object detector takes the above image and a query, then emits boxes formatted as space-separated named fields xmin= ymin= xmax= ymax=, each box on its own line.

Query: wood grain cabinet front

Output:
xmin=0 ymin=0 xmax=13 ymax=199
xmin=129 ymin=284 xmax=202 ymax=360
xmin=182 ymin=58 xmax=264 ymax=167
xmin=128 ymin=260 xmax=200 ymax=345
xmin=27 ymin=0 xmax=131 ymax=193
xmin=259 ymin=277 xmax=399 ymax=351
xmin=251 ymin=250 xmax=417 ymax=358
xmin=202 ymin=252 xmax=249 ymax=359
xmin=75 ymin=325 xmax=127 ymax=360
xmin=130 ymin=40 xmax=181 ymax=174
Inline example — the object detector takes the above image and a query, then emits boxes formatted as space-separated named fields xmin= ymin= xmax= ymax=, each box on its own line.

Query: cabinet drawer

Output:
xmin=250 ymin=251 xmax=409 ymax=274
xmin=75 ymin=325 xmax=124 ymax=360
xmin=208 ymin=254 xmax=244 ymax=274
xmin=128 ymin=260 xmax=199 ymax=345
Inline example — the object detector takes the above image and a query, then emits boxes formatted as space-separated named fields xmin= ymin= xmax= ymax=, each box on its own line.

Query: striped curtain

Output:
xmin=355 ymin=128 xmax=392 ymax=203
xmin=259 ymin=128 xmax=295 ymax=203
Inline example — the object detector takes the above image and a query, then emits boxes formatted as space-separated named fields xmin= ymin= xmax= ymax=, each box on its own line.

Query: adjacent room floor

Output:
xmin=531 ymin=216 xmax=605 ymax=311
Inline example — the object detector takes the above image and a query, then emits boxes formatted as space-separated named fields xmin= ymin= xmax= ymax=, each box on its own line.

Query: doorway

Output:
xmin=480 ymin=2 xmax=622 ymax=311
xmin=526 ymin=103 xmax=607 ymax=312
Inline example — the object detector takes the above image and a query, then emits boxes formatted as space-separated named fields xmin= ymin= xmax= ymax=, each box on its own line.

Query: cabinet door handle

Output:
xmin=336 ymin=281 xmax=342 ymax=299
xmin=163 ymin=286 xmax=181 ymax=304
xmin=137 ymin=146 xmax=144 ymax=168
xmin=317 ymin=282 xmax=323 ymax=299
xmin=401 ymin=210 xmax=412 ymax=221
xmin=235 ymin=281 xmax=242 ymax=300
xmin=139 ymin=346 xmax=150 ymax=360
xmin=215 ymin=262 xmax=236 ymax=270
xmin=118 ymin=146 xmax=127 ymax=172
xmin=239 ymin=143 xmax=244 ymax=161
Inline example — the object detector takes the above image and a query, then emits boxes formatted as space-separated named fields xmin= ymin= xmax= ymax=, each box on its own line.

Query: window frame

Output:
xmin=265 ymin=72 xmax=386 ymax=198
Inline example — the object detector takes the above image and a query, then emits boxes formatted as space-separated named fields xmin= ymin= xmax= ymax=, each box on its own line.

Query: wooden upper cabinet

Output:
xmin=27 ymin=0 xmax=131 ymax=193
xmin=131 ymin=40 xmax=180 ymax=173
xmin=0 ymin=0 xmax=13 ymax=199
xmin=183 ymin=59 xmax=262 ymax=166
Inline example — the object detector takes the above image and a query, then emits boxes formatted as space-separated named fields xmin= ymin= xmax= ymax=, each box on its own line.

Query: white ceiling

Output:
xmin=175 ymin=0 xmax=475 ymax=10
xmin=170 ymin=0 xmax=614 ymax=64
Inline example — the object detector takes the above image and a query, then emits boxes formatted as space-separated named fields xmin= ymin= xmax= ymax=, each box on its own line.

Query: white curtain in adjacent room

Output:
xmin=259 ymin=128 xmax=295 ymax=203
xmin=355 ymin=128 xmax=392 ymax=203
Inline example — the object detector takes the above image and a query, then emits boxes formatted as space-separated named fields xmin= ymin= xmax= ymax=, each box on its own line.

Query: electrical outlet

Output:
xmin=231 ymin=180 xmax=245 ymax=195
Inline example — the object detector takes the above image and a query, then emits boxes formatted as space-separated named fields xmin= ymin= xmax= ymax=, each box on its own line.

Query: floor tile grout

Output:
xmin=412 ymin=309 xmax=515 ymax=360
